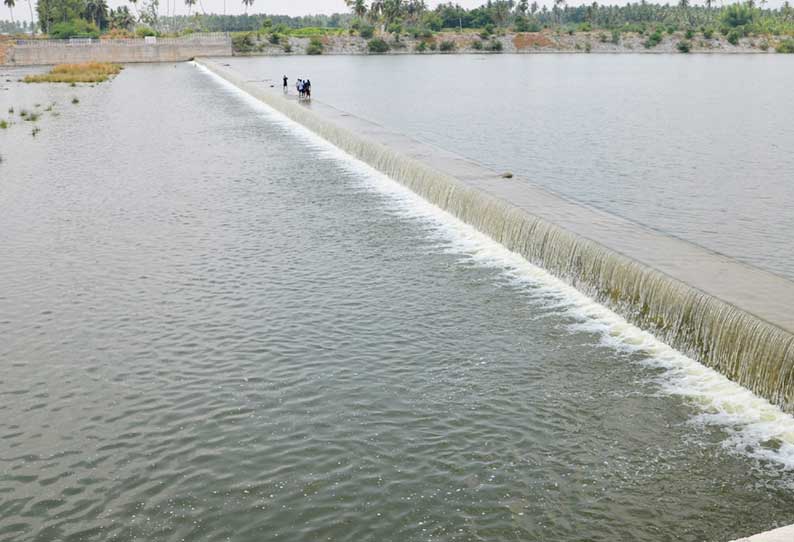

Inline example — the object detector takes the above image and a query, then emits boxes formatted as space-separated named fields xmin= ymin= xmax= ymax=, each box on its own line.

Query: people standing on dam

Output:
xmin=304 ymin=79 xmax=311 ymax=99
xmin=283 ymin=75 xmax=288 ymax=93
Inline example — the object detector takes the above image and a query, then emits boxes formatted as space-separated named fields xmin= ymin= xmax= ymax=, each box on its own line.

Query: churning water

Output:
xmin=1 ymin=63 xmax=794 ymax=541
xmin=223 ymin=54 xmax=794 ymax=282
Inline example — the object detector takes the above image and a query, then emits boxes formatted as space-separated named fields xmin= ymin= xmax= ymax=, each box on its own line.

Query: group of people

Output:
xmin=283 ymin=75 xmax=311 ymax=100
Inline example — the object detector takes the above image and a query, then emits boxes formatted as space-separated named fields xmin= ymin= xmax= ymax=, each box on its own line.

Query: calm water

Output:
xmin=2 ymin=63 xmax=794 ymax=542
xmin=224 ymin=54 xmax=794 ymax=282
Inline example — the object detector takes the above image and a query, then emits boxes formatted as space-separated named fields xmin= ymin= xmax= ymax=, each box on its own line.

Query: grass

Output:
xmin=0 ymin=120 xmax=8 ymax=129
xmin=24 ymin=62 xmax=122 ymax=84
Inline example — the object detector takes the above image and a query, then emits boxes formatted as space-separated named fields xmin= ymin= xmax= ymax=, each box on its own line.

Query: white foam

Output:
xmin=195 ymin=61 xmax=794 ymax=473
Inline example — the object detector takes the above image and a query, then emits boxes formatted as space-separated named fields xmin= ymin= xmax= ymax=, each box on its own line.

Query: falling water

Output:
xmin=195 ymin=59 xmax=794 ymax=413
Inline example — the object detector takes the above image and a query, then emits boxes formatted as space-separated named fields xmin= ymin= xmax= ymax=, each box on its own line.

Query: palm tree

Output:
xmin=242 ymin=0 xmax=253 ymax=14
xmin=369 ymin=0 xmax=384 ymax=24
xmin=4 ymin=0 xmax=15 ymax=24
xmin=345 ymin=0 xmax=367 ymax=19
xmin=553 ymin=0 xmax=566 ymax=25
xmin=184 ymin=0 xmax=195 ymax=15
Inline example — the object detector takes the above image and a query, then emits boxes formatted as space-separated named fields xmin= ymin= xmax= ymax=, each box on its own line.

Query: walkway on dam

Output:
xmin=217 ymin=58 xmax=794 ymax=337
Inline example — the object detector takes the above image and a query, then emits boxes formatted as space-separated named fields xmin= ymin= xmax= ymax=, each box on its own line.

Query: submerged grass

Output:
xmin=24 ymin=62 xmax=122 ymax=84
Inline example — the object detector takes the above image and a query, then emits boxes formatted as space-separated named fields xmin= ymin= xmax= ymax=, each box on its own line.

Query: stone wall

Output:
xmin=3 ymin=35 xmax=232 ymax=66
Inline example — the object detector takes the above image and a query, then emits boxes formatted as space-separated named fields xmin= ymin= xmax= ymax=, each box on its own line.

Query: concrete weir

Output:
xmin=195 ymin=58 xmax=794 ymax=413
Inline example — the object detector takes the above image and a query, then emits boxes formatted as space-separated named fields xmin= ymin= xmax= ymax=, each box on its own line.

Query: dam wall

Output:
xmin=3 ymin=35 xmax=231 ymax=66
xmin=195 ymin=58 xmax=794 ymax=413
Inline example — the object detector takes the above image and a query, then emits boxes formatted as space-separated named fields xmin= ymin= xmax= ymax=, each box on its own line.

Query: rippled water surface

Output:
xmin=224 ymin=54 xmax=794 ymax=281
xmin=2 ymin=63 xmax=794 ymax=542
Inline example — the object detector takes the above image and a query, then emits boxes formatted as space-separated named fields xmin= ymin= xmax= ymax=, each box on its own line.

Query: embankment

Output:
xmin=195 ymin=58 xmax=794 ymax=412
xmin=2 ymin=34 xmax=231 ymax=66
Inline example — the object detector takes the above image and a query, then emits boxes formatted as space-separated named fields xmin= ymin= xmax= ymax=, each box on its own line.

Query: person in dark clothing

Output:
xmin=283 ymin=75 xmax=288 ymax=93
xmin=304 ymin=79 xmax=311 ymax=99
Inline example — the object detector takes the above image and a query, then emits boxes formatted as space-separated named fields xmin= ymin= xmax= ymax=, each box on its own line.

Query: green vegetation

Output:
xmin=486 ymin=39 xmax=503 ymax=51
xmin=677 ymin=39 xmax=691 ymax=52
xmin=777 ymin=38 xmax=794 ymax=52
xmin=439 ymin=40 xmax=456 ymax=52
xmin=367 ymin=37 xmax=390 ymax=53
xmin=50 ymin=19 xmax=100 ymax=38
xmin=24 ymin=62 xmax=122 ymax=83
xmin=0 ymin=120 xmax=8 ymax=129
xmin=72 ymin=97 xmax=80 ymax=103
xmin=306 ymin=37 xmax=324 ymax=55
xmin=644 ymin=29 xmax=663 ymax=48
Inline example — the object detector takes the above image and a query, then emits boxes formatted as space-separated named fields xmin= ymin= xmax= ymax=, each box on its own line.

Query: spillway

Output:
xmin=195 ymin=58 xmax=794 ymax=413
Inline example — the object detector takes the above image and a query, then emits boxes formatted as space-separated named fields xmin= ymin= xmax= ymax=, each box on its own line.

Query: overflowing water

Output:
xmin=1 ymin=62 xmax=794 ymax=541
xmin=222 ymin=54 xmax=794 ymax=282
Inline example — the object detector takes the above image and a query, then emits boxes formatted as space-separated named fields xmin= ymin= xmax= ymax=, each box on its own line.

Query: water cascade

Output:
xmin=196 ymin=59 xmax=794 ymax=413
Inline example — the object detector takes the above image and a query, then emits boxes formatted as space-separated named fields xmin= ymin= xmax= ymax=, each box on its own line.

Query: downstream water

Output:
xmin=2 ymin=63 xmax=794 ymax=541
xmin=224 ymin=54 xmax=794 ymax=282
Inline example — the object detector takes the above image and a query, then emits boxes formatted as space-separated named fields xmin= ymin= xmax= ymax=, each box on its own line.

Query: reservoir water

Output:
xmin=1 ymin=62 xmax=794 ymax=541
xmin=223 ymin=54 xmax=794 ymax=282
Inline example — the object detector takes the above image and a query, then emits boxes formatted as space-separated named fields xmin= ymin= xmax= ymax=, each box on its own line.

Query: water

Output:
xmin=222 ymin=54 xmax=794 ymax=282
xmin=2 ymin=63 xmax=794 ymax=541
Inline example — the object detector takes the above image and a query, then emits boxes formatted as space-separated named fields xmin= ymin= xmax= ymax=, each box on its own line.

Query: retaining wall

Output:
xmin=3 ymin=36 xmax=231 ymax=65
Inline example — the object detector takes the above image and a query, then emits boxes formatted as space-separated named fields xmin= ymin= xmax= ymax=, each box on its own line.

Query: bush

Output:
xmin=429 ymin=41 xmax=437 ymax=50
xmin=283 ymin=43 xmax=292 ymax=53
xmin=268 ymin=32 xmax=281 ymax=44
xmin=777 ymin=38 xmax=794 ymax=53
xmin=359 ymin=25 xmax=375 ymax=39
xmin=486 ymin=39 xmax=503 ymax=51
xmin=578 ymin=22 xmax=592 ymax=32
xmin=644 ymin=30 xmax=663 ymax=48
xmin=759 ymin=40 xmax=769 ymax=51
xmin=685 ymin=28 xmax=695 ymax=39
xmin=727 ymin=29 xmax=741 ymax=45
xmin=135 ymin=25 xmax=157 ymax=38
xmin=598 ymin=32 xmax=608 ymax=43
xmin=306 ymin=37 xmax=324 ymax=55
xmin=50 ymin=19 xmax=100 ymax=39
xmin=677 ymin=40 xmax=691 ymax=53
xmin=703 ymin=28 xmax=714 ymax=39
xmin=611 ymin=30 xmax=621 ymax=44
xmin=439 ymin=40 xmax=456 ymax=52
xmin=415 ymin=41 xmax=427 ymax=52
xmin=231 ymin=32 xmax=255 ymax=53
xmin=421 ymin=12 xmax=443 ymax=32
xmin=471 ymin=39 xmax=483 ymax=50
xmin=514 ymin=16 xmax=530 ymax=32
xmin=367 ymin=38 xmax=390 ymax=53
xmin=722 ymin=2 xmax=756 ymax=28
xmin=527 ymin=21 xmax=542 ymax=32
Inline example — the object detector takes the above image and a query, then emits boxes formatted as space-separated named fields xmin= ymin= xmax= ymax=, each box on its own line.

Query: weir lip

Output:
xmin=195 ymin=58 xmax=794 ymax=411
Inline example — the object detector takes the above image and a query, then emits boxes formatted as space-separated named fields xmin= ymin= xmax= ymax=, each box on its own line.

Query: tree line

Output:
xmin=2 ymin=0 xmax=793 ymax=37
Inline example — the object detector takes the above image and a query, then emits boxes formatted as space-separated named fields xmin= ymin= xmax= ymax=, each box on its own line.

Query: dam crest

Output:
xmin=195 ymin=58 xmax=794 ymax=413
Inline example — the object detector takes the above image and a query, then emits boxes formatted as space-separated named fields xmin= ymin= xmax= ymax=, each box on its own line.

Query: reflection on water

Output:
xmin=1 ymin=63 xmax=793 ymax=542
xmin=224 ymin=54 xmax=794 ymax=281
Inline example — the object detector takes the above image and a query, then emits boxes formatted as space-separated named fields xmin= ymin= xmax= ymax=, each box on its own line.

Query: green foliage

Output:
xmin=684 ymin=28 xmax=694 ymax=39
xmin=703 ymin=27 xmax=714 ymax=39
xmin=486 ymin=39 xmax=503 ymax=51
xmin=415 ymin=40 xmax=427 ymax=52
xmin=722 ymin=2 xmax=756 ymax=28
xmin=0 ymin=120 xmax=8 ymax=129
xmin=268 ymin=32 xmax=281 ymax=44
xmin=677 ymin=39 xmax=691 ymax=52
xmin=289 ymin=26 xmax=340 ymax=37
xmin=611 ymin=29 xmax=620 ymax=44
xmin=306 ymin=36 xmax=324 ymax=55
xmin=514 ymin=16 xmax=530 ymax=32
xmin=50 ymin=19 xmax=100 ymax=38
xmin=578 ymin=22 xmax=592 ymax=32
xmin=231 ymin=32 xmax=256 ymax=52
xmin=598 ymin=32 xmax=608 ymax=42
xmin=727 ymin=28 xmax=742 ymax=45
xmin=283 ymin=43 xmax=292 ymax=53
xmin=644 ymin=29 xmax=663 ymax=48
xmin=359 ymin=24 xmax=375 ymax=38
xmin=135 ymin=25 xmax=157 ymax=37
xmin=472 ymin=39 xmax=483 ymax=49
xmin=421 ymin=12 xmax=443 ymax=32
xmin=439 ymin=40 xmax=456 ymax=52
xmin=777 ymin=38 xmax=794 ymax=53
xmin=367 ymin=37 xmax=390 ymax=53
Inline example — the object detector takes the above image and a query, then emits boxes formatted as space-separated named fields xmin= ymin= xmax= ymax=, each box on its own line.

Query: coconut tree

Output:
xmin=241 ymin=0 xmax=253 ymax=14
xmin=4 ymin=0 xmax=15 ymax=24
xmin=345 ymin=0 xmax=367 ymax=19
xmin=184 ymin=0 xmax=195 ymax=15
